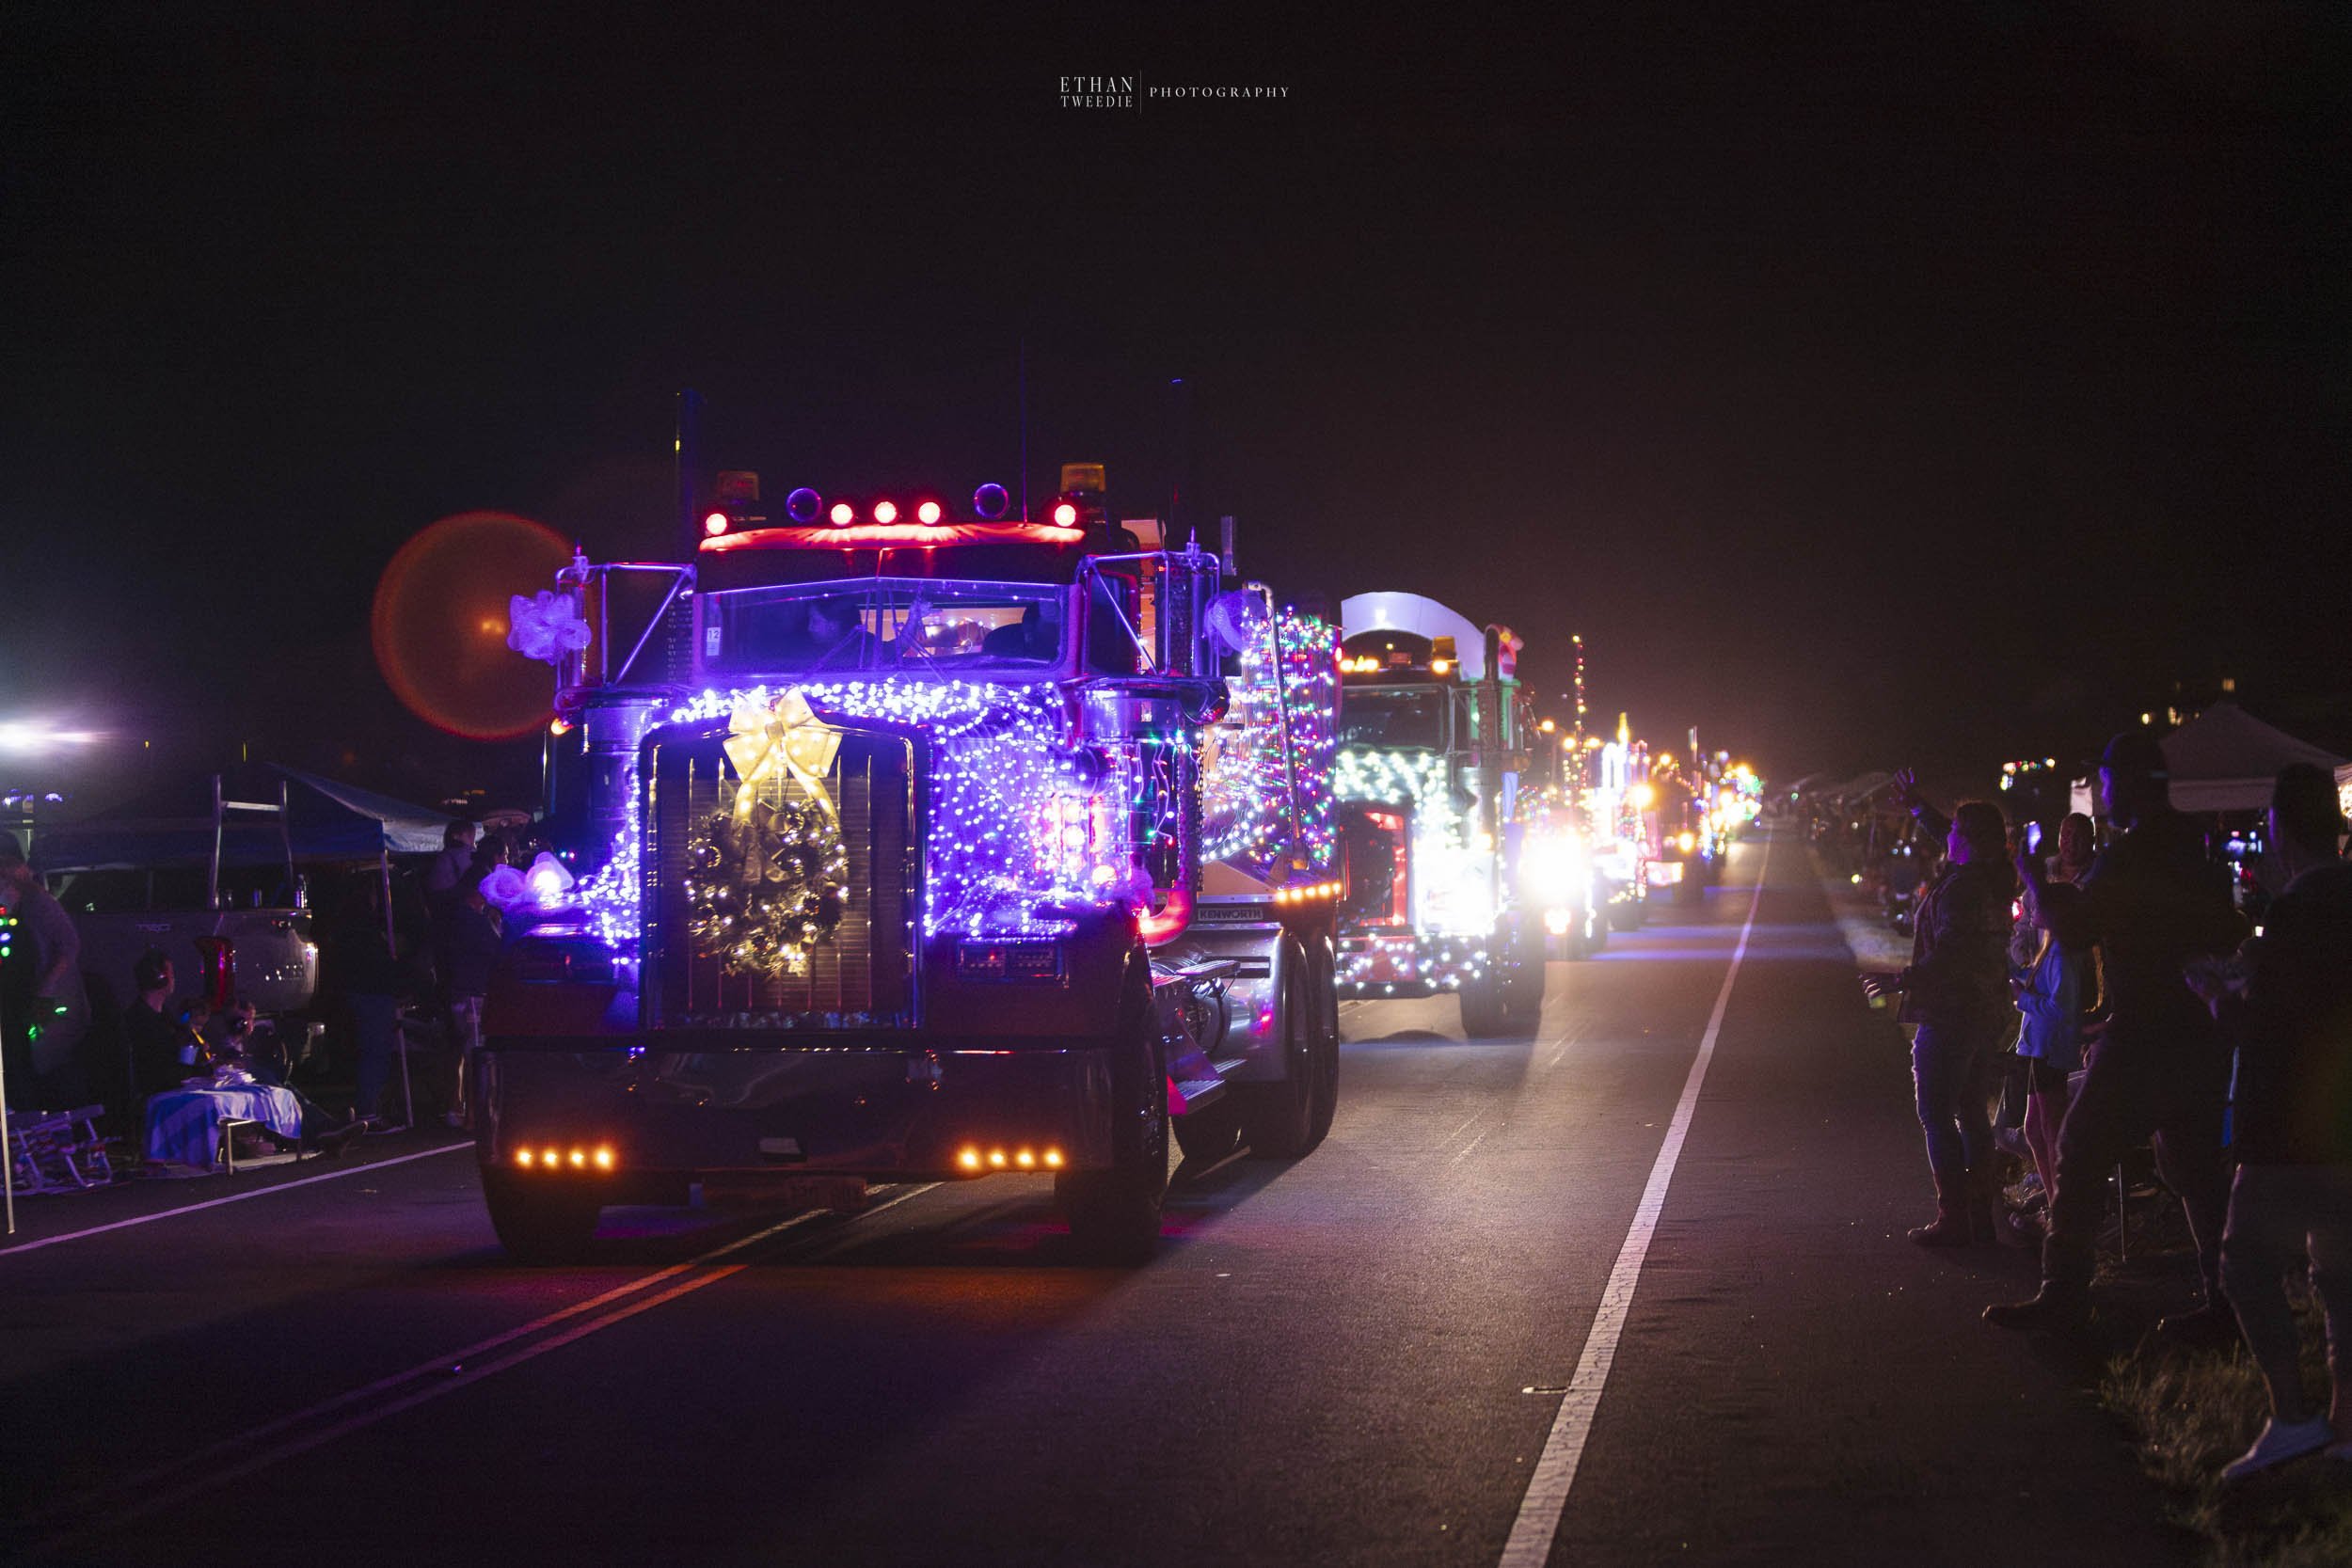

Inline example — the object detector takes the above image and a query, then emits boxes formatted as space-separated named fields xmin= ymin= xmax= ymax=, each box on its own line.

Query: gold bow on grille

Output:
xmin=723 ymin=689 xmax=842 ymax=825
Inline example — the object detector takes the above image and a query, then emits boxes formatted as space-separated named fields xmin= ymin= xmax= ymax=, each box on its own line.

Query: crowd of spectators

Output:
xmin=1846 ymin=736 xmax=2352 ymax=1485
xmin=2 ymin=815 xmax=517 ymax=1169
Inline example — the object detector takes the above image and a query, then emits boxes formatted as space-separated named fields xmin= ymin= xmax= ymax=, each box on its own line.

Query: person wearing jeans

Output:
xmin=2191 ymin=764 xmax=2352 ymax=1481
xmin=1867 ymin=786 xmax=2016 ymax=1245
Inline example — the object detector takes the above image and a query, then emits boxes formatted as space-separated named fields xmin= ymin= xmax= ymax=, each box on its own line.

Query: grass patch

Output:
xmin=2102 ymin=1289 xmax=2352 ymax=1567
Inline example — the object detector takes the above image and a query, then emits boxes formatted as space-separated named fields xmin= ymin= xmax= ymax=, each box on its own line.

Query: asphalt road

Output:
xmin=0 ymin=831 xmax=2190 ymax=1567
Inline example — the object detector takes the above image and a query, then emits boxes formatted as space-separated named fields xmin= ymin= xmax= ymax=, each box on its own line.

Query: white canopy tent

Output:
xmin=2158 ymin=703 xmax=2348 ymax=815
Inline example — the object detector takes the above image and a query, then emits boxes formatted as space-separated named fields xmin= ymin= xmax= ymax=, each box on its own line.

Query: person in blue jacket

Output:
xmin=2007 ymin=879 xmax=2099 ymax=1238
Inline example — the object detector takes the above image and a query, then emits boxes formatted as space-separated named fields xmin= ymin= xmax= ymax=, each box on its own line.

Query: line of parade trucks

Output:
xmin=457 ymin=460 xmax=1747 ymax=1261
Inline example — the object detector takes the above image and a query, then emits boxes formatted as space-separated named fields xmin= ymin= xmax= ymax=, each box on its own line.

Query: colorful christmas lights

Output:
xmin=1200 ymin=609 xmax=1339 ymax=881
xmin=577 ymin=680 xmax=1156 ymax=946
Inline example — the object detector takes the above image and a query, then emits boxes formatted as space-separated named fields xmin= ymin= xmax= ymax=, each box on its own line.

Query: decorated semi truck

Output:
xmin=1327 ymin=592 xmax=1549 ymax=1036
xmin=477 ymin=467 xmax=1341 ymax=1260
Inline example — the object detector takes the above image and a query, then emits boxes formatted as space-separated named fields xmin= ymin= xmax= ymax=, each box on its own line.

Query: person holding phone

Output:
xmin=1867 ymin=773 xmax=2018 ymax=1245
xmin=1986 ymin=731 xmax=2247 ymax=1336
xmin=2008 ymin=878 xmax=2099 ymax=1237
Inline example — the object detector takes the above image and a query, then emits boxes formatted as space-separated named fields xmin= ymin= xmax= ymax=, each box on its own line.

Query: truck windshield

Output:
xmin=1337 ymin=688 xmax=1447 ymax=751
xmin=703 ymin=578 xmax=1069 ymax=678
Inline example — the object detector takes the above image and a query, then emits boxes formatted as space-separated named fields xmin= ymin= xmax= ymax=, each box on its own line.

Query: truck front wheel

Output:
xmin=482 ymin=1171 xmax=601 ymax=1264
xmin=1458 ymin=974 xmax=1511 ymax=1037
xmin=1057 ymin=989 xmax=1169 ymax=1263
xmin=1502 ymin=924 xmax=1547 ymax=1028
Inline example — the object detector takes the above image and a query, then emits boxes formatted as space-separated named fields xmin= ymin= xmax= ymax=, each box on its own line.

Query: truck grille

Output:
xmin=644 ymin=726 xmax=915 ymax=1029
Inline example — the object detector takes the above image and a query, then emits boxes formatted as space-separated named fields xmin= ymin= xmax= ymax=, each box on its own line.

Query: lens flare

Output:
xmin=372 ymin=511 xmax=573 ymax=740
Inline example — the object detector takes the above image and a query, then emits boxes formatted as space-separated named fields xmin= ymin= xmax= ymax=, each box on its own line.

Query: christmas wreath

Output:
xmin=683 ymin=798 xmax=849 ymax=981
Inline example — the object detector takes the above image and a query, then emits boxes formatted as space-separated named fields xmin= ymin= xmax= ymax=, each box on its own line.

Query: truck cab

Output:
xmin=1328 ymin=592 xmax=1546 ymax=1036
xmin=480 ymin=468 xmax=1341 ymax=1260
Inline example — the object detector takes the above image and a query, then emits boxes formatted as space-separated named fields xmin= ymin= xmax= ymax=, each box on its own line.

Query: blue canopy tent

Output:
xmin=31 ymin=765 xmax=449 ymax=876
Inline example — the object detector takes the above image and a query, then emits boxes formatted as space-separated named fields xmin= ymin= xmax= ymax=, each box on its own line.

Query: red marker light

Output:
xmin=828 ymin=502 xmax=855 ymax=527
xmin=872 ymin=499 xmax=898 ymax=525
xmin=702 ymin=511 xmax=730 ymax=537
xmin=1052 ymin=502 xmax=1078 ymax=527
xmin=916 ymin=500 xmax=943 ymax=525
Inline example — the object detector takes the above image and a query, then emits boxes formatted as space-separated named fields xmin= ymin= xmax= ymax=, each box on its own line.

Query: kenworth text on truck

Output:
xmin=1327 ymin=592 xmax=1552 ymax=1037
xmin=477 ymin=466 xmax=1342 ymax=1261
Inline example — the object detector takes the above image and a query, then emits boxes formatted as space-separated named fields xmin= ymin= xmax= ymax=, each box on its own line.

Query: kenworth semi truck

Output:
xmin=475 ymin=466 xmax=1341 ymax=1261
xmin=1328 ymin=592 xmax=1549 ymax=1036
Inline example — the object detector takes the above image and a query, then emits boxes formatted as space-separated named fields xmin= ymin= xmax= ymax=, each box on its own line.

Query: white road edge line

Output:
xmin=1497 ymin=837 xmax=1770 ymax=1568
xmin=35 ymin=1183 xmax=940 ymax=1549
xmin=0 ymin=1142 xmax=473 ymax=1258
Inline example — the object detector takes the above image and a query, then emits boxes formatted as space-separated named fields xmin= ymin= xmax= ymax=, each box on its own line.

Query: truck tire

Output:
xmin=1240 ymin=966 xmax=1319 ymax=1159
xmin=1503 ymin=926 xmax=1547 ymax=1029
xmin=1172 ymin=1098 xmax=1242 ymax=1164
xmin=1058 ymin=975 xmax=1168 ymax=1262
xmin=1306 ymin=941 xmax=1340 ymax=1146
xmin=1563 ymin=910 xmax=1595 ymax=959
xmin=482 ymin=1172 xmax=601 ymax=1265
xmin=1458 ymin=973 xmax=1511 ymax=1037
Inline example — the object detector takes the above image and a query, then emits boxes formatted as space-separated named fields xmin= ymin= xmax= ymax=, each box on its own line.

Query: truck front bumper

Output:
xmin=1334 ymin=932 xmax=1491 ymax=999
xmin=477 ymin=1038 xmax=1117 ymax=1184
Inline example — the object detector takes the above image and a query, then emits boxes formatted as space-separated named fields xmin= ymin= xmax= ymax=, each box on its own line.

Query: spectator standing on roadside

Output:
xmin=0 ymin=832 xmax=82 ymax=1106
xmin=1866 ymin=777 xmax=2017 ymax=1245
xmin=435 ymin=861 xmax=505 ymax=1128
xmin=1987 ymin=731 xmax=2247 ymax=1334
xmin=424 ymin=820 xmax=479 ymax=906
xmin=2006 ymin=879 xmax=2099 ymax=1242
xmin=330 ymin=883 xmax=405 ymax=1128
xmin=2053 ymin=811 xmax=2097 ymax=885
xmin=2188 ymin=764 xmax=2352 ymax=1480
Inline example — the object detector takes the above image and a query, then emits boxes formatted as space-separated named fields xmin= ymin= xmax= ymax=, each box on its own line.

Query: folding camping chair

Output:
xmin=6 ymin=1105 xmax=115 ymax=1194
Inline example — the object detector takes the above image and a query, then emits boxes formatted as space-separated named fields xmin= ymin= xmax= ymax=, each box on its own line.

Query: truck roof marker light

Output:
xmin=987 ymin=1148 xmax=1009 ymax=1168
xmin=1052 ymin=501 xmax=1078 ymax=527
xmin=516 ymin=1149 xmax=534 ymax=1167
xmin=703 ymin=511 xmax=731 ymax=537
xmin=957 ymin=1147 xmax=983 ymax=1172
xmin=1043 ymin=1148 xmax=1064 ymax=1168
xmin=916 ymin=500 xmax=943 ymax=525
xmin=593 ymin=1147 xmax=614 ymax=1169
xmin=1015 ymin=1148 xmax=1036 ymax=1168
xmin=829 ymin=501 xmax=855 ymax=527
xmin=785 ymin=487 xmax=824 ymax=524
xmin=872 ymin=499 xmax=898 ymax=525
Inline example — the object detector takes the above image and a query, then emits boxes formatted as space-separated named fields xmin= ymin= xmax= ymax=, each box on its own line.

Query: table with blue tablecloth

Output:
xmin=143 ymin=1080 xmax=305 ymax=1169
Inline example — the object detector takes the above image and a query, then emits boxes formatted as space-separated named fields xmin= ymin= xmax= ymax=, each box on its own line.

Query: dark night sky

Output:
xmin=4 ymin=3 xmax=2345 ymax=808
